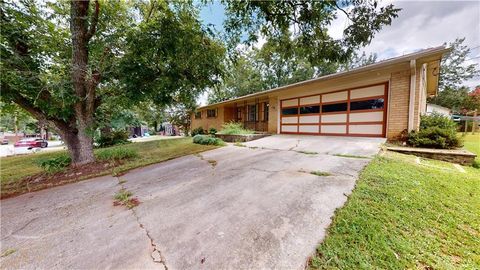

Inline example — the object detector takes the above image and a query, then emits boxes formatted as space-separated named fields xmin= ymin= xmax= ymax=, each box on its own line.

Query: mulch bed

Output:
xmin=1 ymin=161 xmax=118 ymax=200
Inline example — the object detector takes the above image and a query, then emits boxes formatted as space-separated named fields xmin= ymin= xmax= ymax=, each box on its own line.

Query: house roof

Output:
xmin=198 ymin=45 xmax=450 ymax=110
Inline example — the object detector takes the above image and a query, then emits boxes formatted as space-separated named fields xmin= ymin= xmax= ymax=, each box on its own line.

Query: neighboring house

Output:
xmin=128 ymin=125 xmax=149 ymax=137
xmin=191 ymin=46 xmax=449 ymax=140
xmin=426 ymin=103 xmax=451 ymax=117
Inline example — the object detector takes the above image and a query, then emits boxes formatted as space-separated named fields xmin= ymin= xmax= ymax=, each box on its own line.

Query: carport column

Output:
xmin=408 ymin=59 xmax=416 ymax=131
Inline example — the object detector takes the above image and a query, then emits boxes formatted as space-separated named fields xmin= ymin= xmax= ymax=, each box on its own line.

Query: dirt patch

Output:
xmin=1 ymin=161 xmax=118 ymax=199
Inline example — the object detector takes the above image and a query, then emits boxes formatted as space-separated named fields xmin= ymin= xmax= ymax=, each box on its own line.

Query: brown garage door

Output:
xmin=280 ymin=82 xmax=388 ymax=137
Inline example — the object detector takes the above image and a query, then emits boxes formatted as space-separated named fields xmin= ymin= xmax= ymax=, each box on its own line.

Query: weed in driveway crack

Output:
xmin=113 ymin=188 xmax=140 ymax=209
xmin=195 ymin=154 xmax=217 ymax=168
xmin=113 ymin=178 xmax=140 ymax=209
xmin=298 ymin=169 xmax=332 ymax=176
xmin=333 ymin=154 xmax=371 ymax=159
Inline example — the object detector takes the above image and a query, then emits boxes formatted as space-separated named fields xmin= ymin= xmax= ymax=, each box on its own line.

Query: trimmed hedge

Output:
xmin=192 ymin=135 xmax=225 ymax=146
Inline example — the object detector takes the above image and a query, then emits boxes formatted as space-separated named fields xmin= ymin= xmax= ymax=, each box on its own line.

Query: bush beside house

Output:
xmin=407 ymin=113 xmax=462 ymax=149
xmin=217 ymin=122 xmax=254 ymax=135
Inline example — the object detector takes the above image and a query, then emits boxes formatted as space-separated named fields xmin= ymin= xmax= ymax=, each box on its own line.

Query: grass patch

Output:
xmin=310 ymin=171 xmax=331 ymax=176
xmin=460 ymin=133 xmax=479 ymax=160
xmin=309 ymin=151 xmax=480 ymax=269
xmin=95 ymin=147 xmax=138 ymax=161
xmin=333 ymin=154 xmax=370 ymax=159
xmin=1 ymin=138 xmax=220 ymax=198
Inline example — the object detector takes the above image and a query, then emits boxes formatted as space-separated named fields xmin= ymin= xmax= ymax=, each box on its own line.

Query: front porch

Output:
xmin=226 ymin=98 xmax=270 ymax=133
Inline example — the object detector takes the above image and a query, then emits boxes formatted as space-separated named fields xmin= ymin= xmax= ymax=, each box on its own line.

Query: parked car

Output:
xmin=1 ymin=138 xmax=8 ymax=145
xmin=14 ymin=138 xmax=48 ymax=148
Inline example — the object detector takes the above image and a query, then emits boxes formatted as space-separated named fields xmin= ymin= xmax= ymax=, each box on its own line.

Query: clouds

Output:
xmin=358 ymin=0 xmax=480 ymax=88
xmin=329 ymin=0 xmax=480 ymax=88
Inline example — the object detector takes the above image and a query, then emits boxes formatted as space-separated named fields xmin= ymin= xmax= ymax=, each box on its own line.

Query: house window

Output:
xmin=282 ymin=107 xmax=298 ymax=115
xmin=350 ymin=98 xmax=384 ymax=111
xmin=236 ymin=107 xmax=243 ymax=120
xmin=300 ymin=105 xmax=320 ymax=114
xmin=322 ymin=102 xmax=348 ymax=113
xmin=194 ymin=112 xmax=202 ymax=119
xmin=248 ymin=105 xmax=256 ymax=121
xmin=207 ymin=109 xmax=217 ymax=118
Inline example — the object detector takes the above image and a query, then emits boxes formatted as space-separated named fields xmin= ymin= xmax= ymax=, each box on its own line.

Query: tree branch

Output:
xmin=145 ymin=0 xmax=156 ymax=23
xmin=10 ymin=90 xmax=73 ymax=132
xmin=86 ymin=0 xmax=100 ymax=41
xmin=335 ymin=2 xmax=352 ymax=21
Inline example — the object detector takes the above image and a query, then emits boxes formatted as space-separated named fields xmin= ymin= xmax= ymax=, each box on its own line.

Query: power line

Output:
xmin=466 ymin=55 xmax=480 ymax=61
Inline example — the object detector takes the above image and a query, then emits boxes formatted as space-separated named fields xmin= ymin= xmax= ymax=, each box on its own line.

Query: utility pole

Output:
xmin=473 ymin=109 xmax=478 ymax=134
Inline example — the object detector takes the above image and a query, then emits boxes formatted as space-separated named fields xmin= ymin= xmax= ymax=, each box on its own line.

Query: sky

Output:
xmin=198 ymin=0 xmax=480 ymax=105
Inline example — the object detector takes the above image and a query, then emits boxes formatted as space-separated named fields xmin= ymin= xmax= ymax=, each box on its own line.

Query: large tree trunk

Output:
xmin=60 ymin=129 xmax=95 ymax=165
xmin=67 ymin=0 xmax=100 ymax=165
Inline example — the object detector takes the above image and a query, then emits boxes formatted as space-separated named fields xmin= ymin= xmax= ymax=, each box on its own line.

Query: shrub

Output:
xmin=38 ymin=155 xmax=71 ymax=174
xmin=217 ymin=122 xmax=254 ymax=135
xmin=472 ymin=160 xmax=480 ymax=169
xmin=191 ymin=127 xmax=205 ymax=137
xmin=192 ymin=134 xmax=225 ymax=146
xmin=208 ymin=128 xmax=217 ymax=135
xmin=96 ymin=130 xmax=130 ymax=148
xmin=95 ymin=147 xmax=138 ymax=161
xmin=407 ymin=113 xmax=463 ymax=149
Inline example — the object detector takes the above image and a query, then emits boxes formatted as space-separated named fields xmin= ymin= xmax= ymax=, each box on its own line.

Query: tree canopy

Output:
xmin=430 ymin=38 xmax=480 ymax=112
xmin=223 ymin=0 xmax=399 ymax=64
xmin=1 ymin=0 xmax=224 ymax=164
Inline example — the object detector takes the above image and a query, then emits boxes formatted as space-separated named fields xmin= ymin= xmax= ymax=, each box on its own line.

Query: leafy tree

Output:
xmin=223 ymin=0 xmax=400 ymax=64
xmin=439 ymin=38 xmax=479 ymax=90
xmin=430 ymin=86 xmax=480 ymax=113
xmin=339 ymin=51 xmax=378 ymax=71
xmin=430 ymin=38 xmax=480 ymax=112
xmin=0 ymin=103 xmax=37 ymax=134
xmin=1 ymin=0 xmax=224 ymax=165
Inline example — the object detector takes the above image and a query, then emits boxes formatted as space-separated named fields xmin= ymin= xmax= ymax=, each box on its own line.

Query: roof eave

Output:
xmin=197 ymin=46 xmax=450 ymax=110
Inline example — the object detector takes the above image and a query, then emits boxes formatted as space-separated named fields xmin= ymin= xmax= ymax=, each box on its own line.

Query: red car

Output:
xmin=14 ymin=138 xmax=48 ymax=148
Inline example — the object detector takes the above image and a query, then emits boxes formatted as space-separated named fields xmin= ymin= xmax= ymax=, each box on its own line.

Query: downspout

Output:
xmin=408 ymin=59 xmax=416 ymax=131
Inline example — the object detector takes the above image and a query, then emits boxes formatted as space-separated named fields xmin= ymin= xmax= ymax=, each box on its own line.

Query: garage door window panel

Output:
xmin=282 ymin=107 xmax=298 ymax=115
xmin=350 ymin=98 xmax=384 ymax=111
xmin=300 ymin=105 xmax=320 ymax=114
xmin=322 ymin=102 xmax=348 ymax=113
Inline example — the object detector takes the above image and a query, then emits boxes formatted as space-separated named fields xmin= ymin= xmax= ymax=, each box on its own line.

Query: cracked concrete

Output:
xmin=1 ymin=135 xmax=383 ymax=269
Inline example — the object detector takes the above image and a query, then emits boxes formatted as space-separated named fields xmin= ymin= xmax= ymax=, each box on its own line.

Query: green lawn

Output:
xmin=460 ymin=133 xmax=480 ymax=162
xmin=1 ymin=138 xmax=219 ymax=197
xmin=309 ymin=151 xmax=480 ymax=269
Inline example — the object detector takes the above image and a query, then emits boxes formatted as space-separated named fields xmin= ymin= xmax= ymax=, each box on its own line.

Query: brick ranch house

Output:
xmin=191 ymin=46 xmax=449 ymax=140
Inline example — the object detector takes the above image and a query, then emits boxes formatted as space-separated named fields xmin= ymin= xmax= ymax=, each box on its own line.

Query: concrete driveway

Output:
xmin=0 ymin=135 xmax=384 ymax=269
